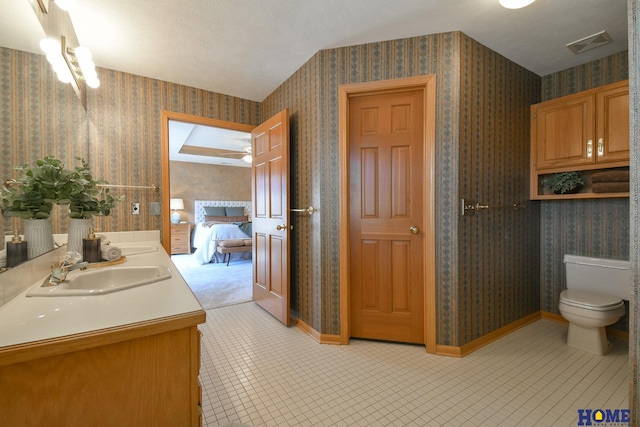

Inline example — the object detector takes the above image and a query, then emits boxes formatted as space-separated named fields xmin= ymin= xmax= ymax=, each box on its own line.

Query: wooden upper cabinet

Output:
xmin=531 ymin=80 xmax=629 ymax=171
xmin=596 ymin=82 xmax=630 ymax=163
xmin=532 ymin=92 xmax=594 ymax=170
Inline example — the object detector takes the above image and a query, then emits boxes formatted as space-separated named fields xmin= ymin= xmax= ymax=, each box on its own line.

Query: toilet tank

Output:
xmin=564 ymin=254 xmax=631 ymax=300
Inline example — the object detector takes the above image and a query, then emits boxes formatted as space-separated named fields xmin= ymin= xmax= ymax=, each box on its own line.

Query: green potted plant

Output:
xmin=58 ymin=157 xmax=123 ymax=255
xmin=59 ymin=157 xmax=122 ymax=219
xmin=0 ymin=156 xmax=68 ymax=258
xmin=544 ymin=171 xmax=585 ymax=194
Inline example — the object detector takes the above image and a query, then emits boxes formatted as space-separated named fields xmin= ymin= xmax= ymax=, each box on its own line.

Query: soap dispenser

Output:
xmin=6 ymin=229 xmax=28 ymax=268
xmin=82 ymin=228 xmax=101 ymax=263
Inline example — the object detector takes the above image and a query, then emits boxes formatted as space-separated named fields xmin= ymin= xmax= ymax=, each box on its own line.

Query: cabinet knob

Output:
xmin=586 ymin=140 xmax=593 ymax=158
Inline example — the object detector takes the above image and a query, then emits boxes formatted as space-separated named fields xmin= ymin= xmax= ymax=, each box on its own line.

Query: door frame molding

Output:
xmin=338 ymin=75 xmax=437 ymax=353
xmin=160 ymin=110 xmax=255 ymax=254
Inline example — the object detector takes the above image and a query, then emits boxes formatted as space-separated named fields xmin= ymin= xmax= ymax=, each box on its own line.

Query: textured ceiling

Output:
xmin=0 ymin=0 xmax=629 ymax=102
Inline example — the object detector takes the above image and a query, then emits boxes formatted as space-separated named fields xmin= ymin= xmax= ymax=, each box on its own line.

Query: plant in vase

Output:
xmin=58 ymin=158 xmax=124 ymax=255
xmin=0 ymin=156 xmax=68 ymax=258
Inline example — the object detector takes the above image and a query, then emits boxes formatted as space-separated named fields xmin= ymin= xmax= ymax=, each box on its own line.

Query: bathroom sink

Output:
xmin=26 ymin=265 xmax=172 ymax=297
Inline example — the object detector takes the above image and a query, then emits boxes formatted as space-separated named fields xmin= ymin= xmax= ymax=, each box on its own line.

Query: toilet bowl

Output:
xmin=559 ymin=255 xmax=630 ymax=355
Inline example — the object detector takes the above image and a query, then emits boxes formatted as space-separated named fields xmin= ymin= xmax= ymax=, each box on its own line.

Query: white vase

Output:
xmin=24 ymin=218 xmax=55 ymax=260
xmin=67 ymin=218 xmax=93 ymax=258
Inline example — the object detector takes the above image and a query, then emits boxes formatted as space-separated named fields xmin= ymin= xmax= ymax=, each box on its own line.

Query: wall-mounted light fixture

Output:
xmin=242 ymin=154 xmax=252 ymax=164
xmin=32 ymin=0 xmax=97 ymax=108
xmin=499 ymin=0 xmax=535 ymax=9
xmin=39 ymin=36 xmax=100 ymax=89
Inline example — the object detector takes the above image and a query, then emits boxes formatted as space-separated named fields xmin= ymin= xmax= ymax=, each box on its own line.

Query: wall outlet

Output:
xmin=149 ymin=202 xmax=161 ymax=216
xmin=132 ymin=202 xmax=140 ymax=215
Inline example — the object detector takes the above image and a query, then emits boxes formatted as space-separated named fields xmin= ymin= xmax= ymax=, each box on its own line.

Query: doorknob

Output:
xmin=276 ymin=224 xmax=288 ymax=231
xmin=409 ymin=225 xmax=420 ymax=234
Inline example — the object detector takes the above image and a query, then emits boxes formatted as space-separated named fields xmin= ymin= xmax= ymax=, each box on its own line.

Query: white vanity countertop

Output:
xmin=0 ymin=242 xmax=204 ymax=349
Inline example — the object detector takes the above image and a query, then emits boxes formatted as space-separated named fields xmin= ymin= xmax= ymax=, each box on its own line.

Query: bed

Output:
xmin=191 ymin=200 xmax=253 ymax=264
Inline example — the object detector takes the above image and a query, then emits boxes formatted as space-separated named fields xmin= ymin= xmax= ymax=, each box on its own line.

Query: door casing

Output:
xmin=338 ymin=75 xmax=437 ymax=353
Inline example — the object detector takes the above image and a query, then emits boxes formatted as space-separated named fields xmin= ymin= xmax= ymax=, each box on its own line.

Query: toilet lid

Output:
xmin=560 ymin=289 xmax=624 ymax=310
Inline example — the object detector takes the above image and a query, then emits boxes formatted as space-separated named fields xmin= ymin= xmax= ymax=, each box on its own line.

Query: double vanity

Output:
xmin=0 ymin=239 xmax=206 ymax=426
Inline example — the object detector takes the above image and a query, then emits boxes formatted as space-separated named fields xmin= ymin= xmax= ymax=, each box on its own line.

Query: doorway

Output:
xmin=338 ymin=76 xmax=437 ymax=352
xmin=160 ymin=111 xmax=255 ymax=308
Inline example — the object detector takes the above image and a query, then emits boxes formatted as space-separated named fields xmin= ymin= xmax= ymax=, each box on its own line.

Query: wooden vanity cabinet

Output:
xmin=530 ymin=80 xmax=629 ymax=200
xmin=0 ymin=311 xmax=206 ymax=427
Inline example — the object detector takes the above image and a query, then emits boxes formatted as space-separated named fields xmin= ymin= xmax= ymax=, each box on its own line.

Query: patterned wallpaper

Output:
xmin=457 ymin=35 xmax=541 ymax=344
xmin=0 ymin=46 xmax=260 ymax=242
xmin=0 ymin=47 xmax=87 ymax=238
xmin=539 ymin=51 xmax=630 ymax=331
xmin=263 ymin=31 xmax=541 ymax=346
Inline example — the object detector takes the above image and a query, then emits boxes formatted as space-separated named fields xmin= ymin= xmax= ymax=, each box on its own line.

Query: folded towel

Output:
xmin=101 ymin=245 xmax=122 ymax=261
xmin=592 ymin=182 xmax=630 ymax=193
xmin=591 ymin=170 xmax=630 ymax=183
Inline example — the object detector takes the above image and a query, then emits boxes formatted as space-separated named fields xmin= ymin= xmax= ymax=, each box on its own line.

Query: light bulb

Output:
xmin=86 ymin=77 xmax=100 ymax=89
xmin=54 ymin=0 xmax=75 ymax=11
xmin=498 ymin=0 xmax=535 ymax=9
xmin=57 ymin=68 xmax=73 ymax=84
xmin=74 ymin=46 xmax=92 ymax=63
xmin=40 ymin=38 xmax=60 ymax=54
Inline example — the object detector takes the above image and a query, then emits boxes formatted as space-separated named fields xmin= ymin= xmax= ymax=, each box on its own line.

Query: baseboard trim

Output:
xmin=540 ymin=311 xmax=566 ymax=323
xmin=294 ymin=309 xmax=628 ymax=355
xmin=436 ymin=312 xmax=542 ymax=358
xmin=294 ymin=317 xmax=343 ymax=345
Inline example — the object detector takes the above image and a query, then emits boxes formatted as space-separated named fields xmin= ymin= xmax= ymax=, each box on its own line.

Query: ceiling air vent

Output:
xmin=566 ymin=30 xmax=613 ymax=54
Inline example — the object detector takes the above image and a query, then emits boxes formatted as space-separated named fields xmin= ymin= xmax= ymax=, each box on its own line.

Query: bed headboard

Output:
xmin=194 ymin=200 xmax=252 ymax=224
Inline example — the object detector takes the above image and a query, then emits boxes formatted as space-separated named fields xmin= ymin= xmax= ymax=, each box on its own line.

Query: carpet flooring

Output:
xmin=171 ymin=254 xmax=252 ymax=310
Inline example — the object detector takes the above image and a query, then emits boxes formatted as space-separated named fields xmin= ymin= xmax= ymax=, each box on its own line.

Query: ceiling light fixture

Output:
xmin=499 ymin=0 xmax=535 ymax=9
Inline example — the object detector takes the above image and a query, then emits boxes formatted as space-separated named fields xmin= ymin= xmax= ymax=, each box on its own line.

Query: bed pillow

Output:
xmin=225 ymin=206 xmax=245 ymax=217
xmin=204 ymin=215 xmax=248 ymax=223
xmin=204 ymin=206 xmax=226 ymax=217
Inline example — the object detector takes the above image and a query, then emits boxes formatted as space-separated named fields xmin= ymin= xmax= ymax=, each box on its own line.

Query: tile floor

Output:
xmin=198 ymin=303 xmax=630 ymax=427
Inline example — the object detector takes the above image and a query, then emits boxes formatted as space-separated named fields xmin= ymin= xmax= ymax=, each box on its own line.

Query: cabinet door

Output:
xmin=532 ymin=94 xmax=595 ymax=170
xmin=597 ymin=83 xmax=629 ymax=163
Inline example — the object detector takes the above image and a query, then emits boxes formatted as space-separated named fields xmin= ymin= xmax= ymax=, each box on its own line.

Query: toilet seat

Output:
xmin=560 ymin=289 xmax=624 ymax=312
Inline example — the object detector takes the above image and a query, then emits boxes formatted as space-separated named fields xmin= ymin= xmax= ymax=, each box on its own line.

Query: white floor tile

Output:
xmin=199 ymin=303 xmax=630 ymax=427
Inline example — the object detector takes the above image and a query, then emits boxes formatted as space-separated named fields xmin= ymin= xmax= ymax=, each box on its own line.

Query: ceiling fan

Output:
xmin=179 ymin=144 xmax=252 ymax=162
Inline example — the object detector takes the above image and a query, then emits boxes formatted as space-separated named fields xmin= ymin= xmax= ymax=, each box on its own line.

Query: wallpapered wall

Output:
xmin=0 ymin=46 xmax=260 ymax=241
xmin=0 ymin=47 xmax=87 ymax=238
xmin=169 ymin=161 xmax=251 ymax=225
xmin=457 ymin=35 xmax=541 ymax=344
xmin=538 ymin=51 xmax=630 ymax=331
xmin=263 ymin=31 xmax=541 ymax=346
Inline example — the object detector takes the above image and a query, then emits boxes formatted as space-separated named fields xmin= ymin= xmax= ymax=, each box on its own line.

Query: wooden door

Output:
xmin=532 ymin=93 xmax=595 ymax=170
xmin=597 ymin=82 xmax=629 ymax=163
xmin=251 ymin=109 xmax=290 ymax=325
xmin=349 ymin=90 xmax=424 ymax=344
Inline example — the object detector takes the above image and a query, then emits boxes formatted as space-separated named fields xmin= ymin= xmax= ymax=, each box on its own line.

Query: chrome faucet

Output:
xmin=47 ymin=260 xmax=89 ymax=285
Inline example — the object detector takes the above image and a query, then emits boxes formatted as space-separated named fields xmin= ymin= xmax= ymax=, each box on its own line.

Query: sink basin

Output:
xmin=27 ymin=265 xmax=172 ymax=297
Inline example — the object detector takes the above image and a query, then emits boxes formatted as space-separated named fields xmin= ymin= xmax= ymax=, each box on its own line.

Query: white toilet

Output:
xmin=559 ymin=254 xmax=630 ymax=355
